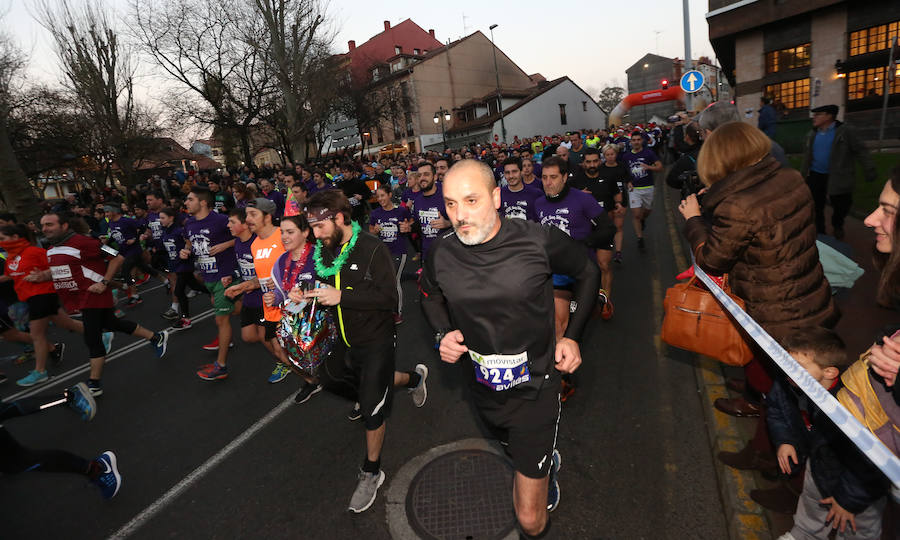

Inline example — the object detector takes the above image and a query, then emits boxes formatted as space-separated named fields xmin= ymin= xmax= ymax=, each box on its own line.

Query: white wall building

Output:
xmin=445 ymin=77 xmax=606 ymax=149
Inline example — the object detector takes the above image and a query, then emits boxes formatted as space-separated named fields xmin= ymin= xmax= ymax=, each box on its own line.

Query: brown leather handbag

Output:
xmin=661 ymin=274 xmax=753 ymax=367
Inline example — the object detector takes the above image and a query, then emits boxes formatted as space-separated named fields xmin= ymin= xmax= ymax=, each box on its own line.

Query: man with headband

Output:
xmin=302 ymin=190 xmax=428 ymax=513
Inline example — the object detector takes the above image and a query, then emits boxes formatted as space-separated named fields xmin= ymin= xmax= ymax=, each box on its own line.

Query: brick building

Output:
xmin=707 ymin=0 xmax=900 ymax=149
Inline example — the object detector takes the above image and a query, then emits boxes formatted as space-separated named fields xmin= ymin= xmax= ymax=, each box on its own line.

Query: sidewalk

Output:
xmin=664 ymin=189 xmax=897 ymax=539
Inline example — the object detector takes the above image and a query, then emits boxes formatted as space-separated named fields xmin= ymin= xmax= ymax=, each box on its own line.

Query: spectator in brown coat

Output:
xmin=678 ymin=122 xmax=839 ymax=490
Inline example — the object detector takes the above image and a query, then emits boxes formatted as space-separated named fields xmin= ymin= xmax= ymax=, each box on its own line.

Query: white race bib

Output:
xmin=469 ymin=349 xmax=531 ymax=391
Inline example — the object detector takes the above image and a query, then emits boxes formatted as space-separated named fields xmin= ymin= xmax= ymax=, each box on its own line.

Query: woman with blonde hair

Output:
xmin=678 ymin=122 xmax=838 ymax=503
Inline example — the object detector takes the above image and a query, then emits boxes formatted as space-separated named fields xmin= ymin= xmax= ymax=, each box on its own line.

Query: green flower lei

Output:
xmin=313 ymin=221 xmax=361 ymax=278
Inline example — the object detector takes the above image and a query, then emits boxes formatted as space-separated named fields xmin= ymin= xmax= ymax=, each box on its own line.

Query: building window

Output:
xmin=764 ymin=44 xmax=810 ymax=74
xmin=847 ymin=67 xmax=900 ymax=100
xmin=582 ymin=101 xmax=587 ymax=112
xmin=391 ymin=60 xmax=401 ymax=72
xmin=413 ymin=48 xmax=420 ymax=55
xmin=559 ymin=104 xmax=567 ymax=125
xmin=394 ymin=45 xmax=401 ymax=54
xmin=764 ymin=78 xmax=810 ymax=110
xmin=849 ymin=20 xmax=900 ymax=56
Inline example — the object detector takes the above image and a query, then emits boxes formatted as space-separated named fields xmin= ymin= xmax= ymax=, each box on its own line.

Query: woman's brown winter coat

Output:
xmin=684 ymin=155 xmax=839 ymax=334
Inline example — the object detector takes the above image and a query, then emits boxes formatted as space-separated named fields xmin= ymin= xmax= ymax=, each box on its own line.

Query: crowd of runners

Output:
xmin=2 ymin=99 xmax=899 ymax=540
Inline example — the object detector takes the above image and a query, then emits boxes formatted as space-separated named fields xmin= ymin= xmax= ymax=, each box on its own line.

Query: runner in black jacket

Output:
xmin=420 ymin=159 xmax=599 ymax=539
xmin=303 ymin=190 xmax=427 ymax=514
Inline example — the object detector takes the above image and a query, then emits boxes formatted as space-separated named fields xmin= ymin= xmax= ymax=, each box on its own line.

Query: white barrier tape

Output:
xmin=691 ymin=260 xmax=900 ymax=498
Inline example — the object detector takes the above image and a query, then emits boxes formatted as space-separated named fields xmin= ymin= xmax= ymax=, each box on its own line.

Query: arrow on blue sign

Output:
xmin=680 ymin=70 xmax=704 ymax=93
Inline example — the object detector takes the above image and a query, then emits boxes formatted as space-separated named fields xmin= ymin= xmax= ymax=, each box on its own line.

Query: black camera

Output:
xmin=679 ymin=170 xmax=704 ymax=203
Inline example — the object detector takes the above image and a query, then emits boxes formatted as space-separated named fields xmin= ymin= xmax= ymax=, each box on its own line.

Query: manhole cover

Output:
xmin=406 ymin=449 xmax=515 ymax=540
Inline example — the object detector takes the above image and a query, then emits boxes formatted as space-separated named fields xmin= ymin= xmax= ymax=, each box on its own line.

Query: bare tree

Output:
xmin=37 ymin=0 xmax=159 ymax=189
xmin=597 ymin=86 xmax=626 ymax=117
xmin=0 ymin=31 xmax=42 ymax=221
xmin=131 ymin=0 xmax=276 ymax=167
xmin=250 ymin=0 xmax=336 ymax=162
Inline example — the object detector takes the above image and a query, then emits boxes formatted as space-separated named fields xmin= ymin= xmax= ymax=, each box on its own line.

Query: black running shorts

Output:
xmin=319 ymin=338 xmax=396 ymax=431
xmin=239 ymin=305 xmax=265 ymax=328
xmin=472 ymin=380 xmax=561 ymax=479
xmin=26 ymin=293 xmax=60 ymax=321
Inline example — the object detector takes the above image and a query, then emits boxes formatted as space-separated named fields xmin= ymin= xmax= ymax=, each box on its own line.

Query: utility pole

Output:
xmin=879 ymin=36 xmax=898 ymax=151
xmin=682 ymin=0 xmax=693 ymax=112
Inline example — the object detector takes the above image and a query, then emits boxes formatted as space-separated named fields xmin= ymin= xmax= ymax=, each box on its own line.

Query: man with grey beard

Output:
xmin=420 ymin=159 xmax=599 ymax=539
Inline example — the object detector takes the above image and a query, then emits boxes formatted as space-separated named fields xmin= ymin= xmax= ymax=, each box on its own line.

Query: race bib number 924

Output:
xmin=469 ymin=349 xmax=531 ymax=391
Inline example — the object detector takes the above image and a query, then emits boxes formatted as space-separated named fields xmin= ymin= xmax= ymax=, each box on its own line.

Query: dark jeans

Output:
xmin=806 ymin=172 xmax=853 ymax=233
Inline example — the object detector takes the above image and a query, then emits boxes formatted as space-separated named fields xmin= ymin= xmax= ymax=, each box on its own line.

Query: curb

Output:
xmin=694 ymin=356 xmax=772 ymax=540
xmin=661 ymin=184 xmax=773 ymax=540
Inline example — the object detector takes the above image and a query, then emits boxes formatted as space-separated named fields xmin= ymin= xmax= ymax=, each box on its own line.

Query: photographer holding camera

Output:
xmin=666 ymin=121 xmax=703 ymax=200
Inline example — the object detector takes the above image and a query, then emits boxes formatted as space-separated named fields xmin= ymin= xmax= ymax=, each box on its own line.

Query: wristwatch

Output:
xmin=101 ymin=279 xmax=109 ymax=285
xmin=434 ymin=328 xmax=453 ymax=347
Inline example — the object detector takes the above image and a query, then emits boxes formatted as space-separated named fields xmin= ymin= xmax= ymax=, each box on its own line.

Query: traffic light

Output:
xmin=661 ymin=79 xmax=669 ymax=90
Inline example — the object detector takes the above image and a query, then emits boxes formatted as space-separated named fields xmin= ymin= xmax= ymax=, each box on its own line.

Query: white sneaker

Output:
xmin=409 ymin=364 xmax=428 ymax=408
xmin=348 ymin=470 xmax=385 ymax=513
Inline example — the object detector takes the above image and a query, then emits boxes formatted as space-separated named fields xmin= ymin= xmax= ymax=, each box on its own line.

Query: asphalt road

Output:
xmin=0 ymin=186 xmax=728 ymax=540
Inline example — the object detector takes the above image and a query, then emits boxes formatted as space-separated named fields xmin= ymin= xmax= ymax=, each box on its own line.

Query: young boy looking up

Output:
xmin=772 ymin=328 xmax=890 ymax=540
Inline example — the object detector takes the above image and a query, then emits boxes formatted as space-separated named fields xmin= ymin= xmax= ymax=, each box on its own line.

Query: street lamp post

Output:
xmin=433 ymin=107 xmax=451 ymax=149
xmin=488 ymin=24 xmax=507 ymax=144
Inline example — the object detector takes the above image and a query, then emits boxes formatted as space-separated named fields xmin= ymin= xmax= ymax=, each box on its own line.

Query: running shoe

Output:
xmin=134 ymin=273 xmax=151 ymax=286
xmin=267 ymin=363 xmax=290 ymax=384
xmin=202 ymin=337 xmax=234 ymax=351
xmin=172 ymin=318 xmax=192 ymax=330
xmin=348 ymin=402 xmax=362 ymax=421
xmin=197 ymin=362 xmax=228 ymax=381
xmin=16 ymin=370 xmax=49 ymax=387
xmin=124 ymin=296 xmax=143 ymax=308
xmin=348 ymin=470 xmax=385 ymax=513
xmin=161 ymin=308 xmax=180 ymax=321
xmin=186 ymin=289 xmax=199 ymax=298
xmin=151 ymin=330 xmax=169 ymax=358
xmin=68 ymin=382 xmax=97 ymax=421
xmin=114 ymin=308 xmax=125 ymax=319
xmin=69 ymin=309 xmax=82 ymax=319
xmin=613 ymin=251 xmax=623 ymax=264
xmin=102 ymin=332 xmax=114 ymax=355
xmin=50 ymin=342 xmax=65 ymax=365
xmin=409 ymin=364 xmax=428 ymax=408
xmin=87 ymin=379 xmax=103 ymax=396
xmin=598 ymin=289 xmax=614 ymax=321
xmin=547 ymin=449 xmax=561 ymax=512
xmin=293 ymin=381 xmax=323 ymax=404
xmin=92 ymin=451 xmax=122 ymax=499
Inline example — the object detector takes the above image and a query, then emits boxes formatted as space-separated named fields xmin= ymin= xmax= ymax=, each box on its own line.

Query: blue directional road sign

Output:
xmin=680 ymin=70 xmax=704 ymax=93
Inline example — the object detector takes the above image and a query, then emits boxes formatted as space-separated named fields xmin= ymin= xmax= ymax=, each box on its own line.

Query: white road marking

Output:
xmin=108 ymin=395 xmax=295 ymax=540
xmin=1 ymin=308 xmax=215 ymax=401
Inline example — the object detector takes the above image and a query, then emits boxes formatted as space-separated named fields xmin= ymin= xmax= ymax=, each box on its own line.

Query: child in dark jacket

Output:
xmin=773 ymin=328 xmax=890 ymax=540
